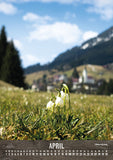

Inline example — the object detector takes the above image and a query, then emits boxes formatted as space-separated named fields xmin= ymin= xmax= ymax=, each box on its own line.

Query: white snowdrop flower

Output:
xmin=0 ymin=127 xmax=3 ymax=136
xmin=84 ymin=95 xmax=87 ymax=98
xmin=25 ymin=101 xmax=28 ymax=105
xmin=60 ymin=91 xmax=69 ymax=102
xmin=55 ymin=96 xmax=64 ymax=107
xmin=74 ymin=101 xmax=77 ymax=105
xmin=81 ymin=96 xmax=83 ymax=100
xmin=46 ymin=101 xmax=54 ymax=110
xmin=8 ymin=87 xmax=12 ymax=91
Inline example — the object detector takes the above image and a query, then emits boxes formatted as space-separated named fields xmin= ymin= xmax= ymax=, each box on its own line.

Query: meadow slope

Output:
xmin=0 ymin=87 xmax=113 ymax=140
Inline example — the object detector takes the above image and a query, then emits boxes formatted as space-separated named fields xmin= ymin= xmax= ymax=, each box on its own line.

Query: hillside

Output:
xmin=0 ymin=80 xmax=15 ymax=88
xmin=25 ymin=64 xmax=113 ymax=85
xmin=24 ymin=26 xmax=113 ymax=74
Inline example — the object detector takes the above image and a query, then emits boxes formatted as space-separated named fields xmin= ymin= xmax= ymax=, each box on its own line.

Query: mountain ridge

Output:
xmin=24 ymin=26 xmax=113 ymax=74
xmin=81 ymin=26 xmax=113 ymax=49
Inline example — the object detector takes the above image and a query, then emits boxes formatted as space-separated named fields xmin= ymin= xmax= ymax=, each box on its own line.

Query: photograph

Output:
xmin=0 ymin=0 xmax=113 ymax=159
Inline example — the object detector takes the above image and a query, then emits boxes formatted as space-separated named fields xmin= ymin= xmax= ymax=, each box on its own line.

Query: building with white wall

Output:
xmin=79 ymin=67 xmax=95 ymax=84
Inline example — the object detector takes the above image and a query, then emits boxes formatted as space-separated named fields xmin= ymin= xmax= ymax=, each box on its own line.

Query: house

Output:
xmin=48 ymin=77 xmax=54 ymax=83
xmin=87 ymin=76 xmax=95 ymax=84
xmin=32 ymin=83 xmax=39 ymax=91
xmin=59 ymin=74 xmax=68 ymax=83
xmin=53 ymin=74 xmax=68 ymax=83
xmin=72 ymin=78 xmax=79 ymax=90
xmin=54 ymin=75 xmax=60 ymax=83
xmin=47 ymin=85 xmax=54 ymax=92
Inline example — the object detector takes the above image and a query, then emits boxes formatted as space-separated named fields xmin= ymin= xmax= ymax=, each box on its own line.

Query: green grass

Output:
xmin=0 ymin=87 xmax=113 ymax=140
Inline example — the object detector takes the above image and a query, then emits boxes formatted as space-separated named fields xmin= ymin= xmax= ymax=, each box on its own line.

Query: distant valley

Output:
xmin=25 ymin=64 xmax=113 ymax=85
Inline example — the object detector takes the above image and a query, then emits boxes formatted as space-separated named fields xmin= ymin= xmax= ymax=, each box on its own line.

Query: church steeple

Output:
xmin=82 ymin=66 xmax=87 ymax=83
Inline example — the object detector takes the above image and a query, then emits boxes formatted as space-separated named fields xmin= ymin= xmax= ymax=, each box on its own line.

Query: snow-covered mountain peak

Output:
xmin=81 ymin=26 xmax=113 ymax=50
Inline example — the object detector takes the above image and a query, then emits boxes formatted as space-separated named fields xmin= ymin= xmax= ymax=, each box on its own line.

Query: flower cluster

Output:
xmin=46 ymin=84 xmax=69 ymax=111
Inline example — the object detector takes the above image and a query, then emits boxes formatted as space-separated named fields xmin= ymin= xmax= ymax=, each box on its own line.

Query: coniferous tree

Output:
xmin=42 ymin=74 xmax=47 ymax=91
xmin=72 ymin=67 xmax=79 ymax=78
xmin=97 ymin=80 xmax=107 ymax=95
xmin=0 ymin=26 xmax=7 ymax=76
xmin=1 ymin=41 xmax=25 ymax=87
xmin=106 ymin=79 xmax=113 ymax=95
xmin=67 ymin=78 xmax=73 ymax=92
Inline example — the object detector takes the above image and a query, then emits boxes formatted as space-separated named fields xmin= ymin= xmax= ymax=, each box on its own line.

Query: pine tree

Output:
xmin=0 ymin=26 xmax=7 ymax=77
xmin=1 ymin=41 xmax=25 ymax=87
xmin=106 ymin=79 xmax=113 ymax=95
xmin=72 ymin=67 xmax=79 ymax=78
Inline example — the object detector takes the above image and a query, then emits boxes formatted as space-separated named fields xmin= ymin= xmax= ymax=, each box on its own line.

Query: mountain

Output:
xmin=24 ymin=63 xmax=49 ymax=75
xmin=25 ymin=26 xmax=113 ymax=74
xmin=81 ymin=26 xmax=113 ymax=49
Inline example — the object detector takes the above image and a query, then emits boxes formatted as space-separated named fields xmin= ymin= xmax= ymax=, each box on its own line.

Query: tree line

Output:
xmin=97 ymin=79 xmax=113 ymax=95
xmin=0 ymin=26 xmax=25 ymax=88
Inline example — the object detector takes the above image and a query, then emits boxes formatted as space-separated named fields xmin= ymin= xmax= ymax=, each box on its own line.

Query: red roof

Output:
xmin=72 ymin=78 xmax=79 ymax=82
xmin=88 ymin=76 xmax=94 ymax=79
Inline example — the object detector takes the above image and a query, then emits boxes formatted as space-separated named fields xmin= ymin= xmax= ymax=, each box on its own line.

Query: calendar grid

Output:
xmin=4 ymin=149 xmax=108 ymax=157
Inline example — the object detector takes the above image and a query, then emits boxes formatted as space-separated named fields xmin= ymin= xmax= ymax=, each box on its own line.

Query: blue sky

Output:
xmin=0 ymin=0 xmax=113 ymax=67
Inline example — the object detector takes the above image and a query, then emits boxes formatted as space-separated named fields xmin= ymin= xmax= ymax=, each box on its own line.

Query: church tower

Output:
xmin=82 ymin=66 xmax=87 ymax=83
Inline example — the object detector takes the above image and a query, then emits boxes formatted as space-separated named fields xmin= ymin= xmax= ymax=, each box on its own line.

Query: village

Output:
xmin=31 ymin=67 xmax=104 ymax=94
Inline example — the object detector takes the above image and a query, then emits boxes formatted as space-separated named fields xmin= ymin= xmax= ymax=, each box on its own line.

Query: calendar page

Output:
xmin=0 ymin=0 xmax=113 ymax=160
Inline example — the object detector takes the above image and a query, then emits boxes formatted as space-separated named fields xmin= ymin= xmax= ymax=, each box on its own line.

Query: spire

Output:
xmin=82 ymin=66 xmax=87 ymax=83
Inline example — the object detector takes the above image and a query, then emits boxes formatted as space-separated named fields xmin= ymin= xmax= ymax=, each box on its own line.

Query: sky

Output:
xmin=0 ymin=0 xmax=113 ymax=67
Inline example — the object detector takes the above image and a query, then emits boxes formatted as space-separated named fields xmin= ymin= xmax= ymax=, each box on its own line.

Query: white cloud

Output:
xmin=5 ymin=0 xmax=113 ymax=20
xmin=38 ymin=0 xmax=76 ymax=4
xmin=0 ymin=2 xmax=17 ymax=15
xmin=83 ymin=0 xmax=113 ymax=20
xmin=29 ymin=22 xmax=82 ymax=44
xmin=23 ymin=12 xmax=39 ymax=22
xmin=24 ymin=55 xmax=39 ymax=64
xmin=5 ymin=0 xmax=79 ymax=4
xmin=8 ymin=37 xmax=23 ymax=50
xmin=21 ymin=54 xmax=46 ymax=66
xmin=13 ymin=39 xmax=23 ymax=50
xmin=83 ymin=31 xmax=98 ymax=41
xmin=83 ymin=0 xmax=113 ymax=8
xmin=23 ymin=12 xmax=52 ymax=24
xmin=87 ymin=7 xmax=113 ymax=20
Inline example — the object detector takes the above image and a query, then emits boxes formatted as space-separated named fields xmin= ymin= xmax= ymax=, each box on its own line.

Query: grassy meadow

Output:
xmin=0 ymin=83 xmax=113 ymax=140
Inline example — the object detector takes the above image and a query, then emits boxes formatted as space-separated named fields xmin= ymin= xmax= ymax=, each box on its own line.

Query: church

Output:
xmin=72 ymin=67 xmax=96 ymax=93
xmin=79 ymin=67 xmax=95 ymax=84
